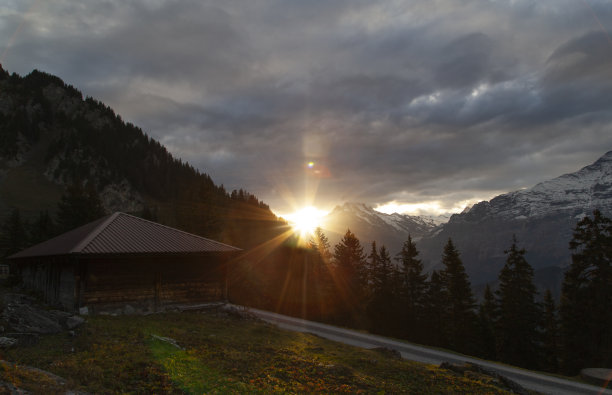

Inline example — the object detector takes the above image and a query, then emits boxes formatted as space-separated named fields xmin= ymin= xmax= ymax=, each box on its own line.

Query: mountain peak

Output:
xmin=324 ymin=201 xmax=439 ymax=254
xmin=418 ymin=149 xmax=612 ymax=286
xmin=454 ymin=150 xmax=612 ymax=223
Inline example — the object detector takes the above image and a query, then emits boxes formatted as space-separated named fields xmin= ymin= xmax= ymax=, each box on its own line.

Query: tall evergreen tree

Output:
xmin=439 ymin=238 xmax=477 ymax=354
xmin=139 ymin=206 xmax=158 ymax=222
xmin=29 ymin=210 xmax=56 ymax=244
xmin=541 ymin=289 xmax=559 ymax=373
xmin=560 ymin=210 xmax=612 ymax=373
xmin=397 ymin=235 xmax=428 ymax=341
xmin=56 ymin=183 xmax=105 ymax=232
xmin=366 ymin=241 xmax=380 ymax=292
xmin=307 ymin=227 xmax=334 ymax=308
xmin=309 ymin=227 xmax=332 ymax=264
xmin=477 ymin=284 xmax=498 ymax=360
xmin=332 ymin=229 xmax=367 ymax=326
xmin=424 ymin=270 xmax=445 ymax=347
xmin=0 ymin=208 xmax=28 ymax=258
xmin=367 ymin=245 xmax=395 ymax=334
xmin=496 ymin=236 xmax=540 ymax=369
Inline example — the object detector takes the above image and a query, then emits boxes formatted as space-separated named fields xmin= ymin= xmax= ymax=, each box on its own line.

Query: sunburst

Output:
xmin=283 ymin=206 xmax=328 ymax=237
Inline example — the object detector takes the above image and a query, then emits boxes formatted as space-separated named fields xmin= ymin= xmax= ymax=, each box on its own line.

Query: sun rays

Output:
xmin=283 ymin=206 xmax=328 ymax=238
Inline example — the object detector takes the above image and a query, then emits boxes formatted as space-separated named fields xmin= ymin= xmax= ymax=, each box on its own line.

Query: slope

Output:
xmin=1 ymin=304 xmax=514 ymax=394
xmin=0 ymin=67 xmax=283 ymax=248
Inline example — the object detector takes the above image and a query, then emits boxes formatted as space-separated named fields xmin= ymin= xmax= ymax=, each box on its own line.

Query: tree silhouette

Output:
xmin=365 ymin=241 xmax=380 ymax=293
xmin=541 ymin=289 xmax=559 ymax=372
xmin=397 ymin=235 xmax=428 ymax=341
xmin=30 ymin=210 xmax=56 ymax=244
xmin=0 ymin=208 xmax=28 ymax=258
xmin=56 ymin=183 xmax=105 ymax=232
xmin=496 ymin=236 xmax=540 ymax=369
xmin=439 ymin=238 xmax=477 ymax=354
xmin=332 ymin=229 xmax=366 ymax=327
xmin=366 ymin=244 xmax=396 ymax=334
xmin=424 ymin=270 xmax=445 ymax=347
xmin=561 ymin=210 xmax=612 ymax=373
xmin=477 ymin=284 xmax=497 ymax=360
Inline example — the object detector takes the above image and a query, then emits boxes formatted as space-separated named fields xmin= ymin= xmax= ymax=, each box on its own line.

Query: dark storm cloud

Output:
xmin=434 ymin=33 xmax=495 ymax=89
xmin=3 ymin=0 xmax=612 ymax=214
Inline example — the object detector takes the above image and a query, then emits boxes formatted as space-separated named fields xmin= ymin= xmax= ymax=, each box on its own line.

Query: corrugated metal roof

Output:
xmin=9 ymin=212 xmax=240 ymax=259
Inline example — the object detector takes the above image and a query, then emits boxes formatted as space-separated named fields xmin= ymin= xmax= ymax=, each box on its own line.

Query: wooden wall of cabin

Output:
xmin=158 ymin=258 xmax=225 ymax=304
xmin=18 ymin=259 xmax=76 ymax=310
xmin=80 ymin=258 xmax=155 ymax=310
xmin=81 ymin=254 xmax=227 ymax=312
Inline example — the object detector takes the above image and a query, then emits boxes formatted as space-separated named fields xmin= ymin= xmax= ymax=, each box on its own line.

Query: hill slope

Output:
xmin=0 ymin=67 xmax=283 ymax=248
xmin=1 ymin=300 xmax=512 ymax=394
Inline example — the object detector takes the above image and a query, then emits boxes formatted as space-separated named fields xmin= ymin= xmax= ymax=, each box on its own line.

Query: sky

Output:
xmin=2 ymin=0 xmax=612 ymax=217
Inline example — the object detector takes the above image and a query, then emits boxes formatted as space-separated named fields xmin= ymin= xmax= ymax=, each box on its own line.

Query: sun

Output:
xmin=284 ymin=206 xmax=327 ymax=236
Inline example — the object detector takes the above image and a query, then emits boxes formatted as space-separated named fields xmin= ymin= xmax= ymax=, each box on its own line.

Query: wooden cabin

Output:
xmin=9 ymin=212 xmax=241 ymax=313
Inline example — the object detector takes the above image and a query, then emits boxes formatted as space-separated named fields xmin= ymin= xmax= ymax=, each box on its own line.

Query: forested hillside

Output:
xmin=0 ymin=67 xmax=285 ymax=250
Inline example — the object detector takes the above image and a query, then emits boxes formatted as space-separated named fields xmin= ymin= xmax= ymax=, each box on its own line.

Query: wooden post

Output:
xmin=224 ymin=255 xmax=229 ymax=302
xmin=154 ymin=271 xmax=161 ymax=311
xmin=73 ymin=257 xmax=81 ymax=311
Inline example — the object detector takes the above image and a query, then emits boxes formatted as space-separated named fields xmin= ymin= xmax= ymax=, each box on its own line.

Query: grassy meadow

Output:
xmin=0 ymin=310 xmax=513 ymax=394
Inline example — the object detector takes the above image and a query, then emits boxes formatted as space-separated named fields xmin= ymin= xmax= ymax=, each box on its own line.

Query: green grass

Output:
xmin=1 ymin=311 xmax=513 ymax=394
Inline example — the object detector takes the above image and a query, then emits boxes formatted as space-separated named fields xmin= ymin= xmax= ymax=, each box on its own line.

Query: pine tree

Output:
xmin=307 ymin=227 xmax=334 ymax=308
xmin=541 ymin=289 xmax=559 ymax=373
xmin=365 ymin=241 xmax=380 ymax=293
xmin=332 ymin=229 xmax=367 ymax=326
xmin=0 ymin=208 xmax=28 ymax=257
xmin=56 ymin=183 xmax=106 ymax=232
xmin=439 ymin=238 xmax=477 ymax=354
xmin=367 ymin=244 xmax=395 ymax=334
xmin=477 ymin=284 xmax=497 ymax=360
xmin=424 ymin=270 xmax=445 ymax=347
xmin=495 ymin=236 xmax=540 ymax=368
xmin=560 ymin=210 xmax=612 ymax=373
xmin=397 ymin=235 xmax=428 ymax=341
xmin=309 ymin=227 xmax=332 ymax=264
xmin=29 ymin=210 xmax=56 ymax=244
xmin=139 ymin=206 xmax=158 ymax=222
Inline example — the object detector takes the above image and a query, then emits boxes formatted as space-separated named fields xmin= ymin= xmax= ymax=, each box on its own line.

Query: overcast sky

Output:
xmin=2 ymin=0 xmax=612 ymax=216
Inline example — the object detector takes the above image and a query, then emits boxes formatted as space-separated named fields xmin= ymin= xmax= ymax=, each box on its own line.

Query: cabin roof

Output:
xmin=9 ymin=212 xmax=241 ymax=259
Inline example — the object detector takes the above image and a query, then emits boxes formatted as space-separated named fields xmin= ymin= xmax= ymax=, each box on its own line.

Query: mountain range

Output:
xmin=323 ymin=150 xmax=612 ymax=294
xmin=321 ymin=202 xmax=439 ymax=255
xmin=420 ymin=150 xmax=612 ymax=286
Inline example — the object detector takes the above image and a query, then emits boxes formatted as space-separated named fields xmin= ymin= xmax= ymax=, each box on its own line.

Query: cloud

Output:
xmin=2 ymin=0 xmax=612 ymax=214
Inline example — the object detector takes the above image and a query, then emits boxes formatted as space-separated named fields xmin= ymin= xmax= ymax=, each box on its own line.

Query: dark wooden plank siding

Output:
xmin=19 ymin=260 xmax=76 ymax=310
xmin=158 ymin=260 xmax=224 ymax=304
xmin=83 ymin=259 xmax=155 ymax=307
xmin=81 ymin=255 xmax=226 ymax=310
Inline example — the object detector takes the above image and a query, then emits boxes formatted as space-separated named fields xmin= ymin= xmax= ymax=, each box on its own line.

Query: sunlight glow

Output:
xmin=374 ymin=199 xmax=483 ymax=216
xmin=283 ymin=206 xmax=328 ymax=236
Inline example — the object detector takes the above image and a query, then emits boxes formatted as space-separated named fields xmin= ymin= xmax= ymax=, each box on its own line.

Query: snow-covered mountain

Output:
xmin=418 ymin=150 xmax=612 ymax=288
xmin=322 ymin=202 xmax=439 ymax=255
xmin=455 ymin=151 xmax=612 ymax=223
